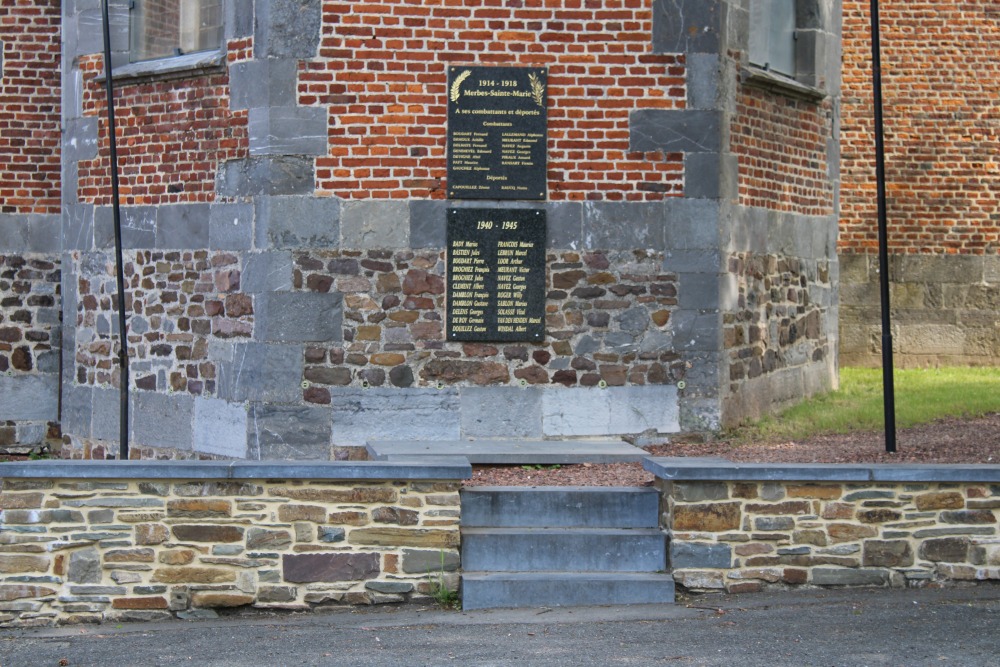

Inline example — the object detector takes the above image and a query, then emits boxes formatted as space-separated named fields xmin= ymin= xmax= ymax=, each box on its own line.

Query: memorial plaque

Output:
xmin=447 ymin=208 xmax=546 ymax=342
xmin=447 ymin=66 xmax=548 ymax=200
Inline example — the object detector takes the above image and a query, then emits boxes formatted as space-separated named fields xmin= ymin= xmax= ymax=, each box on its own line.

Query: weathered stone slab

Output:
xmin=351 ymin=528 xmax=459 ymax=549
xmin=193 ymin=397 xmax=248 ymax=459
xmin=248 ymin=404 xmax=332 ymax=460
xmin=256 ymin=292 xmax=343 ymax=343
xmin=329 ymin=388 xmax=460 ymax=447
xmin=459 ymin=387 xmax=543 ymax=439
xmin=132 ymin=392 xmax=194 ymax=450
xmin=400 ymin=548 xmax=461 ymax=574
xmin=673 ymin=503 xmax=741 ymax=532
xmin=151 ymin=567 xmax=236 ymax=584
xmin=542 ymin=386 xmax=680 ymax=437
xmin=670 ymin=542 xmax=731 ymax=569
xmin=282 ymin=553 xmax=380 ymax=583
xmin=811 ymin=568 xmax=890 ymax=586
xmin=171 ymin=525 xmax=244 ymax=543
xmin=0 ymin=375 xmax=59 ymax=421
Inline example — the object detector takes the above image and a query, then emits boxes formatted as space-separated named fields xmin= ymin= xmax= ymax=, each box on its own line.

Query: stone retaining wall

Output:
xmin=646 ymin=460 xmax=1000 ymax=593
xmin=0 ymin=460 xmax=468 ymax=627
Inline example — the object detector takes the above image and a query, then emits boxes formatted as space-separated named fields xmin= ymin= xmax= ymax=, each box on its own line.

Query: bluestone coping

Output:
xmin=644 ymin=457 xmax=1000 ymax=483
xmin=367 ymin=439 xmax=649 ymax=464
xmin=0 ymin=458 xmax=471 ymax=481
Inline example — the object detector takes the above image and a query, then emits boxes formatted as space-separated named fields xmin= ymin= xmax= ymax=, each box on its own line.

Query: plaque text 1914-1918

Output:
xmin=447 ymin=208 xmax=546 ymax=342
xmin=447 ymin=66 xmax=548 ymax=200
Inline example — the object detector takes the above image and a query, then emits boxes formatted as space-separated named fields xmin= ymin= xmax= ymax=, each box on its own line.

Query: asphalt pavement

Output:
xmin=2 ymin=586 xmax=998 ymax=666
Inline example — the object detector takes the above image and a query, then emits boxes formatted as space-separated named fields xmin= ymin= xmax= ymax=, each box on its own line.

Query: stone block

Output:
xmin=351 ymin=527 xmax=459 ymax=549
xmin=673 ymin=569 xmax=725 ymax=590
xmin=630 ymin=109 xmax=723 ymax=154
xmin=541 ymin=386 xmax=680 ymax=437
xmin=546 ymin=202 xmax=583 ymax=249
xmin=685 ymin=152 xmax=737 ymax=200
xmin=255 ymin=0 xmax=322 ymax=59
xmin=679 ymin=271 xmax=721 ymax=310
xmin=329 ymin=388 xmax=461 ymax=447
xmin=685 ymin=53 xmax=722 ymax=110
xmin=217 ymin=343 xmax=303 ymax=403
xmin=171 ymin=525 xmax=244 ymax=543
xmin=409 ymin=200 xmax=447 ymax=248
xmin=249 ymin=106 xmax=328 ymax=156
xmin=209 ymin=203 xmax=254 ymax=250
xmin=400 ymin=548 xmax=461 ymax=574
xmin=812 ymin=568 xmax=890 ymax=587
xmin=151 ymin=567 xmax=236 ymax=584
xmin=256 ymin=292 xmax=343 ymax=343
xmin=241 ymin=251 xmax=294 ymax=292
xmin=863 ymin=540 xmax=914 ymax=568
xmin=132 ymin=392 xmax=194 ymax=450
xmin=229 ymin=58 xmax=298 ymax=110
xmin=248 ymin=404 xmax=332 ymax=460
xmin=63 ymin=204 xmax=95 ymax=251
xmin=255 ymin=195 xmax=340 ymax=249
xmin=216 ymin=156 xmax=314 ymax=198
xmin=673 ymin=482 xmax=729 ymax=502
xmin=156 ymin=204 xmax=210 ymax=249
xmin=68 ymin=548 xmax=100 ymax=583
xmin=673 ymin=502 xmax=741 ymax=532
xmin=460 ymin=387 xmax=543 ymax=439
xmin=0 ymin=375 xmax=59 ymax=421
xmin=670 ymin=542 xmax=731 ymax=569
xmin=915 ymin=491 xmax=964 ymax=511
xmin=193 ymin=397 xmax=248 ymax=458
xmin=282 ymin=553 xmax=379 ymax=583
xmin=341 ymin=200 xmax=410 ymax=249
xmin=663 ymin=199 xmax=721 ymax=250
xmin=581 ymin=201 xmax=666 ymax=250
xmin=0 ymin=555 xmax=50 ymax=575
xmin=119 ymin=206 xmax=157 ymax=249
xmin=91 ymin=387 xmax=123 ymax=441
xmin=652 ymin=0 xmax=727 ymax=54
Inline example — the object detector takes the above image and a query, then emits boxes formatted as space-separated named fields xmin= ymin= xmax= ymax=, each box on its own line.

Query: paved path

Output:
xmin=2 ymin=587 xmax=998 ymax=666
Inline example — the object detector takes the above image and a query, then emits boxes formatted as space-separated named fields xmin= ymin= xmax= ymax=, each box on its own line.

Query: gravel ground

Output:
xmin=465 ymin=412 xmax=1000 ymax=487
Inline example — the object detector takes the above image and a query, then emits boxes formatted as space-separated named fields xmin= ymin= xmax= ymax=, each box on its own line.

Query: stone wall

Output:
xmin=0 ymin=460 xmax=467 ymax=628
xmin=839 ymin=254 xmax=1000 ymax=367
xmin=646 ymin=460 xmax=1000 ymax=593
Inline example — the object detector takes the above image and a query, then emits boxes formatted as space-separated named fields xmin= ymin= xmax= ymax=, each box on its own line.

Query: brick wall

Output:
xmin=840 ymin=0 xmax=1000 ymax=255
xmin=75 ymin=53 xmax=248 ymax=206
xmin=0 ymin=0 xmax=61 ymax=214
xmin=732 ymin=86 xmax=835 ymax=217
xmin=305 ymin=0 xmax=686 ymax=200
xmin=839 ymin=0 xmax=1000 ymax=365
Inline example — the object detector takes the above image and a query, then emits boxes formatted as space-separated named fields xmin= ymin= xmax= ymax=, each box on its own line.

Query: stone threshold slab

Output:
xmin=367 ymin=439 xmax=648 ymax=464
xmin=644 ymin=457 xmax=1000 ymax=483
xmin=0 ymin=458 xmax=472 ymax=481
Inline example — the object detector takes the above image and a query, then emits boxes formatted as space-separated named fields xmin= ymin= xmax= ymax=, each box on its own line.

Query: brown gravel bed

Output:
xmin=465 ymin=413 xmax=1000 ymax=488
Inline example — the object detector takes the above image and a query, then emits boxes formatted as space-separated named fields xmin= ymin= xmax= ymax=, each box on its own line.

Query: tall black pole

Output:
xmin=101 ymin=0 xmax=130 ymax=460
xmin=870 ymin=0 xmax=897 ymax=453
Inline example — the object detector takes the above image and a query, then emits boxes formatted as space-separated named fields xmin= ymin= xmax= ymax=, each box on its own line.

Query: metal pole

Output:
xmin=870 ymin=0 xmax=897 ymax=453
xmin=101 ymin=0 xmax=130 ymax=460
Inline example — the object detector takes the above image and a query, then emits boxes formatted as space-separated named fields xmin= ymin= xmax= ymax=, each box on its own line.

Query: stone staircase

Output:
xmin=460 ymin=486 xmax=675 ymax=610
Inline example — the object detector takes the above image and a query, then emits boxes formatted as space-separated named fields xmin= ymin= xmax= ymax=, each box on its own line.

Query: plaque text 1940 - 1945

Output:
xmin=447 ymin=208 xmax=546 ymax=342
xmin=447 ymin=66 xmax=548 ymax=200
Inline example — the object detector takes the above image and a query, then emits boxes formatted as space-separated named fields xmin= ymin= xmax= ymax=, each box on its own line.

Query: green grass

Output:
xmin=730 ymin=367 xmax=1000 ymax=443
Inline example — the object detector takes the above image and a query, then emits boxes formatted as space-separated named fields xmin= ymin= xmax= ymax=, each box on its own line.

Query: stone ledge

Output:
xmin=0 ymin=457 xmax=472 ymax=481
xmin=644 ymin=458 xmax=1000 ymax=483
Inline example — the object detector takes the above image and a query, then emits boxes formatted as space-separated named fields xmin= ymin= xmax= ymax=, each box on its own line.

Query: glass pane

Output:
xmin=748 ymin=0 xmax=797 ymax=76
xmin=130 ymin=0 xmax=223 ymax=63
xmin=768 ymin=0 xmax=797 ymax=76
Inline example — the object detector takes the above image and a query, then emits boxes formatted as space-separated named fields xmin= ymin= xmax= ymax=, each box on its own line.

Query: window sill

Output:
xmin=741 ymin=66 xmax=827 ymax=103
xmin=96 ymin=51 xmax=226 ymax=86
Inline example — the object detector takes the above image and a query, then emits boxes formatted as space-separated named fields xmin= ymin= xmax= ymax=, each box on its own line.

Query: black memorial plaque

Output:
xmin=447 ymin=208 xmax=546 ymax=342
xmin=447 ymin=66 xmax=547 ymax=200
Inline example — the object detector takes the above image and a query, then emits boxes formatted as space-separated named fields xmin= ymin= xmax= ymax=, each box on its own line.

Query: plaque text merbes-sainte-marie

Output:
xmin=447 ymin=209 xmax=546 ymax=342
xmin=447 ymin=66 xmax=548 ymax=200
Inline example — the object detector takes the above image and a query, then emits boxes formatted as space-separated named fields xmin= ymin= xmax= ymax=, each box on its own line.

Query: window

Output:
xmin=129 ymin=0 xmax=223 ymax=63
xmin=749 ymin=0 xmax=797 ymax=77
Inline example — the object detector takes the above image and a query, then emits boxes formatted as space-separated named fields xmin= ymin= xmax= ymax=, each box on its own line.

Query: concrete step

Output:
xmin=462 ymin=527 xmax=666 ymax=572
xmin=461 ymin=486 xmax=660 ymax=528
xmin=367 ymin=439 xmax=648 ymax=464
xmin=461 ymin=572 xmax=676 ymax=610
